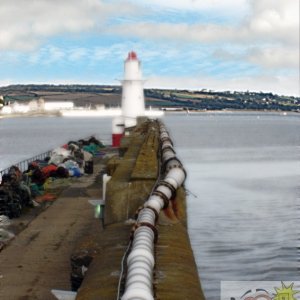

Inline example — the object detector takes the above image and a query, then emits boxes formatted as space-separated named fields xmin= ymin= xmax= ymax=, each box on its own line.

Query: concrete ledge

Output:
xmin=155 ymin=222 xmax=205 ymax=300
xmin=76 ymin=223 xmax=131 ymax=300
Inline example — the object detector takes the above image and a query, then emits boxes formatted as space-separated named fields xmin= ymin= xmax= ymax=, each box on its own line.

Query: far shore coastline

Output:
xmin=1 ymin=109 xmax=299 ymax=120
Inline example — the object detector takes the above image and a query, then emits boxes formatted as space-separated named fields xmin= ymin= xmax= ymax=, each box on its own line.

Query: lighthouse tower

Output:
xmin=112 ymin=51 xmax=145 ymax=147
xmin=121 ymin=51 xmax=145 ymax=128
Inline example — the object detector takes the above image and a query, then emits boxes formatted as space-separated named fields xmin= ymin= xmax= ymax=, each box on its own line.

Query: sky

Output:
xmin=0 ymin=0 xmax=299 ymax=96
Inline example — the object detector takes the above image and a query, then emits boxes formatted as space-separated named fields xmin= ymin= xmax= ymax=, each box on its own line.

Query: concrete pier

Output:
xmin=0 ymin=159 xmax=106 ymax=299
xmin=0 ymin=119 xmax=205 ymax=300
xmin=77 ymin=119 xmax=204 ymax=299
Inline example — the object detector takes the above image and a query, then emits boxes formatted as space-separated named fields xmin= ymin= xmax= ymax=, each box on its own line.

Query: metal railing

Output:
xmin=0 ymin=135 xmax=106 ymax=182
xmin=0 ymin=150 xmax=52 ymax=178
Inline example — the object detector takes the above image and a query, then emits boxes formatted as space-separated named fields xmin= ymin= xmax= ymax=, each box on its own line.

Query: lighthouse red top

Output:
xmin=127 ymin=51 xmax=138 ymax=60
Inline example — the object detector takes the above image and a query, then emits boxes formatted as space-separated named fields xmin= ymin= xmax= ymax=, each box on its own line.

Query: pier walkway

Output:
xmin=0 ymin=120 xmax=205 ymax=300
xmin=0 ymin=160 xmax=105 ymax=299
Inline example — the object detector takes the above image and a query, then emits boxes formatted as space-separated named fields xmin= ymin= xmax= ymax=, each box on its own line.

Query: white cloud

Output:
xmin=108 ymin=0 xmax=299 ymax=73
xmin=0 ymin=0 xmax=298 ymax=95
xmin=47 ymin=46 xmax=66 ymax=63
xmin=69 ymin=48 xmax=89 ymax=61
xmin=109 ymin=21 xmax=299 ymax=70
xmin=110 ymin=23 xmax=238 ymax=43
xmin=247 ymin=0 xmax=299 ymax=45
xmin=246 ymin=47 xmax=299 ymax=69
xmin=213 ymin=46 xmax=299 ymax=70
xmin=26 ymin=46 xmax=66 ymax=64
xmin=28 ymin=52 xmax=42 ymax=65
xmin=0 ymin=0 xmax=139 ymax=51
xmin=111 ymin=0 xmax=299 ymax=46
xmin=2 ymin=0 xmax=297 ymax=52
xmin=129 ymin=0 xmax=249 ymax=14
xmin=93 ymin=48 xmax=112 ymax=60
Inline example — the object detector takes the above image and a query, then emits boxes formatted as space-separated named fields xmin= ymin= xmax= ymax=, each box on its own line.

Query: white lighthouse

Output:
xmin=112 ymin=51 xmax=146 ymax=147
xmin=121 ymin=51 xmax=145 ymax=128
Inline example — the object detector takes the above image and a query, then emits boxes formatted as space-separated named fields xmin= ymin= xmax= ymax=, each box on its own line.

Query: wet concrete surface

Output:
xmin=0 ymin=161 xmax=106 ymax=300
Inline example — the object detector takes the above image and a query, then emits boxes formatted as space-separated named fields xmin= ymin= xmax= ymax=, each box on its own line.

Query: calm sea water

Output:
xmin=165 ymin=112 xmax=300 ymax=299
xmin=0 ymin=116 xmax=113 ymax=170
xmin=1 ymin=112 xmax=299 ymax=299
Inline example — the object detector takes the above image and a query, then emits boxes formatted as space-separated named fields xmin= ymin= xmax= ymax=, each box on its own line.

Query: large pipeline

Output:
xmin=121 ymin=122 xmax=186 ymax=300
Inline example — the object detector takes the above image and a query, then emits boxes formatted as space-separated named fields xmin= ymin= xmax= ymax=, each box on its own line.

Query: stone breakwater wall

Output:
xmin=76 ymin=119 xmax=205 ymax=300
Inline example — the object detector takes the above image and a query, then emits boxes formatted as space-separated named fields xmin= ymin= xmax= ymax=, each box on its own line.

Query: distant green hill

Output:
xmin=0 ymin=84 xmax=299 ymax=112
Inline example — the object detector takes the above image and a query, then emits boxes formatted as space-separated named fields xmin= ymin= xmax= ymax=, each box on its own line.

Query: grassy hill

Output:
xmin=0 ymin=84 xmax=299 ymax=112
